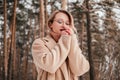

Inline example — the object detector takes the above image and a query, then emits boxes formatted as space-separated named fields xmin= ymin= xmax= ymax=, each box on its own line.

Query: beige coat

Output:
xmin=32 ymin=34 xmax=89 ymax=80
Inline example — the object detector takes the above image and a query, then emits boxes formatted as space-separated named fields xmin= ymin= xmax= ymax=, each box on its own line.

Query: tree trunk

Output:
xmin=17 ymin=48 xmax=21 ymax=80
xmin=31 ymin=16 xmax=37 ymax=79
xmin=81 ymin=14 xmax=86 ymax=50
xmin=22 ymin=46 xmax=28 ymax=80
xmin=7 ymin=0 xmax=17 ymax=80
xmin=32 ymin=62 xmax=37 ymax=80
xmin=33 ymin=16 xmax=37 ymax=39
xmin=7 ymin=35 xmax=12 ymax=80
xmin=3 ymin=0 xmax=7 ymax=80
xmin=45 ymin=0 xmax=48 ymax=35
xmin=39 ymin=0 xmax=45 ymax=38
xmin=79 ymin=13 xmax=86 ymax=80
xmin=85 ymin=0 xmax=95 ymax=80
xmin=61 ymin=0 xmax=67 ymax=10
xmin=12 ymin=0 xmax=17 ymax=79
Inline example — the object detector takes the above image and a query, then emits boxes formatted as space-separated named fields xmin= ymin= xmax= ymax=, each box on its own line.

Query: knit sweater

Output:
xmin=32 ymin=34 xmax=89 ymax=80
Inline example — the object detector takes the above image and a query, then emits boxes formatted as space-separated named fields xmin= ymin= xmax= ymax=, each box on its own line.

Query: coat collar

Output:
xmin=42 ymin=34 xmax=57 ymax=50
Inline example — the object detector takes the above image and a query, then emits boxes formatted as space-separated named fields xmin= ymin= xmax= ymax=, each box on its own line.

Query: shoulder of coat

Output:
xmin=41 ymin=37 xmax=49 ymax=43
xmin=32 ymin=38 xmax=43 ymax=44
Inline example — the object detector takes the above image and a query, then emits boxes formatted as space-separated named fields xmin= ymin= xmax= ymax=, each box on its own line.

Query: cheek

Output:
xmin=51 ymin=24 xmax=57 ymax=29
xmin=52 ymin=24 xmax=60 ymax=30
xmin=53 ymin=27 xmax=60 ymax=32
xmin=53 ymin=27 xmax=62 ymax=34
xmin=51 ymin=23 xmax=57 ymax=29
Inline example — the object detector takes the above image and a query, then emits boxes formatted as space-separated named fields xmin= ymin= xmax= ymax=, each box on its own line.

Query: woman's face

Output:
xmin=50 ymin=12 xmax=70 ymax=35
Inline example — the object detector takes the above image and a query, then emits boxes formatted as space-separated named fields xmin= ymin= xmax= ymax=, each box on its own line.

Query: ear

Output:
xmin=48 ymin=22 xmax=52 ymax=29
xmin=49 ymin=24 xmax=52 ymax=28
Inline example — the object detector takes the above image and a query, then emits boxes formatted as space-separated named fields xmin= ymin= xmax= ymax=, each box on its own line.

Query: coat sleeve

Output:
xmin=32 ymin=35 xmax=71 ymax=73
xmin=68 ymin=34 xmax=90 ymax=76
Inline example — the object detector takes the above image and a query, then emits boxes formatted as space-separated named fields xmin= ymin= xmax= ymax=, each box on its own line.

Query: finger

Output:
xmin=61 ymin=31 xmax=68 ymax=35
xmin=65 ymin=30 xmax=70 ymax=35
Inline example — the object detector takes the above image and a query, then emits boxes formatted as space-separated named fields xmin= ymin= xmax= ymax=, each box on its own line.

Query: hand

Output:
xmin=66 ymin=28 xmax=74 ymax=35
xmin=61 ymin=30 xmax=69 ymax=35
xmin=61 ymin=28 xmax=73 ymax=35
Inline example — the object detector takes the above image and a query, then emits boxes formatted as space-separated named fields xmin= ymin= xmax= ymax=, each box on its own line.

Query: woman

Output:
xmin=32 ymin=10 xmax=89 ymax=80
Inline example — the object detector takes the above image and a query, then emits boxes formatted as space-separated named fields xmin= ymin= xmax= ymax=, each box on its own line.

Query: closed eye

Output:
xmin=57 ymin=20 xmax=63 ymax=24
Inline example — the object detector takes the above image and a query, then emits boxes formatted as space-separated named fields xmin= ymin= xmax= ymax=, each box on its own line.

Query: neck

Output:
xmin=50 ymin=31 xmax=60 ymax=42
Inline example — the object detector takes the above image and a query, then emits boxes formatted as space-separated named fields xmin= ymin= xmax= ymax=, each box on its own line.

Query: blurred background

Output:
xmin=0 ymin=0 xmax=120 ymax=80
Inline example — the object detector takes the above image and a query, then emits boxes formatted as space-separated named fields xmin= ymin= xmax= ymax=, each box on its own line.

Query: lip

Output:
xmin=60 ymin=29 xmax=66 ymax=31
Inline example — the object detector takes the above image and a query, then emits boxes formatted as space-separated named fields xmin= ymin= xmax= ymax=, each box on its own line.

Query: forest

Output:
xmin=0 ymin=0 xmax=120 ymax=80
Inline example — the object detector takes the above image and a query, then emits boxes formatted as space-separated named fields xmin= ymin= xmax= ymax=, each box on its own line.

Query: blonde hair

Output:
xmin=47 ymin=10 xmax=74 ymax=29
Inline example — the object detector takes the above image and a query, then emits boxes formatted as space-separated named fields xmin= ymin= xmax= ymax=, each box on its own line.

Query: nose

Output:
xmin=62 ymin=24 xmax=67 ymax=29
xmin=62 ymin=22 xmax=68 ymax=28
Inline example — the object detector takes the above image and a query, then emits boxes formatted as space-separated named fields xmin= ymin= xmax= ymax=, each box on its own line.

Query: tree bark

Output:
xmin=12 ymin=0 xmax=17 ymax=79
xmin=3 ymin=0 xmax=7 ymax=80
xmin=61 ymin=0 xmax=67 ymax=10
xmin=45 ymin=0 xmax=48 ymax=35
xmin=32 ymin=62 xmax=37 ymax=80
xmin=81 ymin=14 xmax=86 ymax=50
xmin=39 ymin=0 xmax=45 ymax=38
xmin=7 ymin=0 xmax=17 ymax=80
xmin=85 ymin=0 xmax=95 ymax=80
xmin=22 ymin=47 xmax=28 ymax=80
